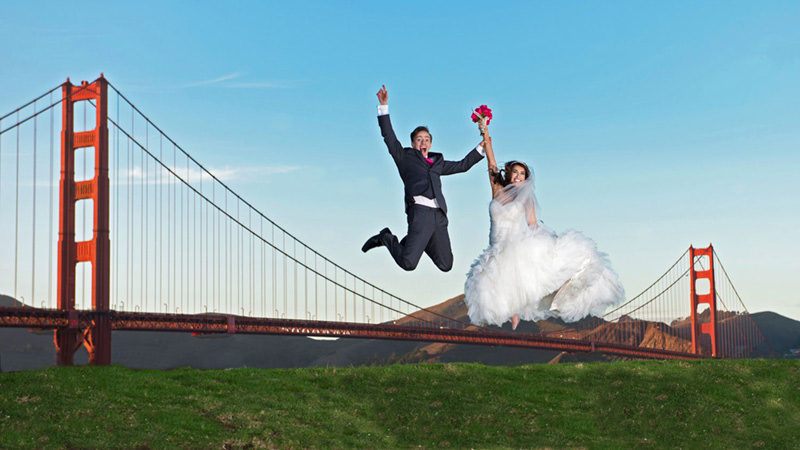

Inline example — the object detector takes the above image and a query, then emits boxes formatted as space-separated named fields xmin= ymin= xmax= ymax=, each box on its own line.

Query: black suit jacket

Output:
xmin=379 ymin=114 xmax=484 ymax=215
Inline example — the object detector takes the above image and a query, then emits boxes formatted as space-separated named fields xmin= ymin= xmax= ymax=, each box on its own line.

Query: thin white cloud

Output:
xmin=122 ymin=74 xmax=290 ymax=91
xmin=179 ymin=74 xmax=290 ymax=89
xmin=212 ymin=164 xmax=298 ymax=180
xmin=112 ymin=163 xmax=298 ymax=186
xmin=181 ymin=73 xmax=241 ymax=88
xmin=225 ymin=81 xmax=291 ymax=89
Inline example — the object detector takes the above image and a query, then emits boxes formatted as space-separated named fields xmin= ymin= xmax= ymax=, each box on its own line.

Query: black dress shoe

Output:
xmin=362 ymin=228 xmax=390 ymax=253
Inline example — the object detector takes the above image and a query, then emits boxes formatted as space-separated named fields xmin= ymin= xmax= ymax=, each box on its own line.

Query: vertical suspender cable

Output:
xmin=272 ymin=225 xmax=276 ymax=316
xmin=225 ymin=188 xmax=229 ymax=314
xmin=283 ymin=232 xmax=286 ymax=317
xmin=253 ymin=211 xmax=256 ymax=315
xmin=172 ymin=144 xmax=177 ymax=313
xmin=218 ymin=183 xmax=222 ymax=313
xmin=198 ymin=167 xmax=202 ymax=311
xmin=226 ymin=191 xmax=230 ymax=314
xmin=189 ymin=161 xmax=193 ymax=313
xmin=238 ymin=201 xmax=242 ymax=314
xmin=113 ymin=96 xmax=118 ymax=309
xmin=261 ymin=218 xmax=265 ymax=316
xmin=128 ymin=108 xmax=134 ymax=310
xmin=138 ymin=120 xmax=144 ymax=310
xmin=220 ymin=187 xmax=223 ymax=313
xmin=144 ymin=122 xmax=149 ymax=312
xmin=166 ymin=142 xmax=172 ymax=312
xmin=249 ymin=209 xmax=253 ymax=315
xmin=49 ymin=94 xmax=55 ymax=306
xmin=32 ymin=103 xmax=38 ymax=305
xmin=126 ymin=106 xmax=130 ymax=309
xmin=186 ymin=151 xmax=190 ymax=312
xmin=15 ymin=111 xmax=20 ymax=301
xmin=191 ymin=162 xmax=195 ymax=313
xmin=242 ymin=208 xmax=246 ymax=314
xmin=180 ymin=155 xmax=185 ymax=313
xmin=342 ymin=270 xmax=346 ymax=321
xmin=213 ymin=184 xmax=217 ymax=312
xmin=191 ymin=159 xmax=196 ymax=312
xmin=304 ymin=247 xmax=308 ymax=319
xmin=240 ymin=203 xmax=244 ymax=315
xmin=158 ymin=134 xmax=162 ymax=312
xmin=334 ymin=266 xmax=338 ymax=320
xmin=180 ymin=148 xmax=184 ymax=313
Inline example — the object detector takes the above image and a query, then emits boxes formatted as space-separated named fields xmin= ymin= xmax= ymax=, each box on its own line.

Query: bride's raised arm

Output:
xmin=479 ymin=119 xmax=504 ymax=198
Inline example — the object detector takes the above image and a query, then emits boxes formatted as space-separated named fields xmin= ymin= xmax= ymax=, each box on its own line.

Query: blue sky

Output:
xmin=2 ymin=1 xmax=799 ymax=321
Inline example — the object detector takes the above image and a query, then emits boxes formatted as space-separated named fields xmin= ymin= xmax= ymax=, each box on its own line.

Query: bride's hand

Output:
xmin=478 ymin=117 xmax=489 ymax=135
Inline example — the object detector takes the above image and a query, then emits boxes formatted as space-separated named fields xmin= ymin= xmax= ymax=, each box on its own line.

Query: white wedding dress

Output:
xmin=464 ymin=178 xmax=625 ymax=326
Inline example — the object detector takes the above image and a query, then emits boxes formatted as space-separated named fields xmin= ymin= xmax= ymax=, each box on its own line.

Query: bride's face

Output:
xmin=510 ymin=165 xmax=527 ymax=184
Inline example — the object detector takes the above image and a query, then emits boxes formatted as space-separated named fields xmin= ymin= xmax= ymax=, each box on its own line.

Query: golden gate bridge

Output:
xmin=0 ymin=75 xmax=769 ymax=366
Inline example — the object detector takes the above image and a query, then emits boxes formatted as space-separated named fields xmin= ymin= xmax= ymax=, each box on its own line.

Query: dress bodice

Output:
xmin=489 ymin=198 xmax=530 ymax=246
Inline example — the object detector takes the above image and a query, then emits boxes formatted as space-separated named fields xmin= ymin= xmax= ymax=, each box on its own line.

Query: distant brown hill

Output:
xmin=1 ymin=293 xmax=798 ymax=372
xmin=392 ymin=294 xmax=799 ymax=363
xmin=395 ymin=294 xmax=471 ymax=326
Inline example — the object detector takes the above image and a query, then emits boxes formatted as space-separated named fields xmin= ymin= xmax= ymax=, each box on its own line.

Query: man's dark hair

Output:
xmin=410 ymin=126 xmax=433 ymax=143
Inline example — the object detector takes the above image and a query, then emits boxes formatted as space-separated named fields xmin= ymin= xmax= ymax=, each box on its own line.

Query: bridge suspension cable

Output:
xmin=603 ymin=248 xmax=690 ymax=318
xmin=96 ymin=79 xmax=468 ymax=328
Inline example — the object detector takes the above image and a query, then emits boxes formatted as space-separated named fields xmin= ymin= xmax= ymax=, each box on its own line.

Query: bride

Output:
xmin=464 ymin=118 xmax=625 ymax=330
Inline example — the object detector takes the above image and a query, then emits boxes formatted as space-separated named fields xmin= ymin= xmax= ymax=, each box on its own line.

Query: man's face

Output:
xmin=412 ymin=131 xmax=432 ymax=156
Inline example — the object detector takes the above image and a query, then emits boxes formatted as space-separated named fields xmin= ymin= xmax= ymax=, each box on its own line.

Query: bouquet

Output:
xmin=471 ymin=105 xmax=493 ymax=134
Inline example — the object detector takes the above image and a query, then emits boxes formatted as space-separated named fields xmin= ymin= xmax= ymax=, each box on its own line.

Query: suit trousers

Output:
xmin=381 ymin=205 xmax=453 ymax=272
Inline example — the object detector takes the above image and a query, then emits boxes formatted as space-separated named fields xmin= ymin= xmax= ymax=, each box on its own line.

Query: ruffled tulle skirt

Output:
xmin=464 ymin=225 xmax=625 ymax=326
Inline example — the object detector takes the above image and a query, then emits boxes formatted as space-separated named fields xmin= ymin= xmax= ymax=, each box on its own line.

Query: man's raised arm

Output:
xmin=376 ymin=84 xmax=402 ymax=157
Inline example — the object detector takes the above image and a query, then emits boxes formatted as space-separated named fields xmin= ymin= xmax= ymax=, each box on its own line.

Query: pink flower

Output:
xmin=471 ymin=105 xmax=493 ymax=125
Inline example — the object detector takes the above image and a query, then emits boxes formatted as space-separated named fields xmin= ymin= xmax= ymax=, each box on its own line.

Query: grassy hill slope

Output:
xmin=1 ymin=360 xmax=798 ymax=449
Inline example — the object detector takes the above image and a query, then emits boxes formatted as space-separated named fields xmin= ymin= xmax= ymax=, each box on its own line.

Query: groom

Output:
xmin=361 ymin=85 xmax=485 ymax=272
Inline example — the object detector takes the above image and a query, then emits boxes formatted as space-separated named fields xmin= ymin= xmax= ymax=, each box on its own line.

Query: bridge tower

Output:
xmin=54 ymin=76 xmax=111 ymax=366
xmin=689 ymin=244 xmax=719 ymax=357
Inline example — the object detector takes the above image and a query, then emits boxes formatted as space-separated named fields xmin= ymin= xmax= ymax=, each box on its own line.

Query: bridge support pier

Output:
xmin=55 ymin=75 xmax=111 ymax=366
xmin=689 ymin=245 xmax=719 ymax=357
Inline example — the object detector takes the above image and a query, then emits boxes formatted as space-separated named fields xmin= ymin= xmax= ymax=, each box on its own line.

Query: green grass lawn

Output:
xmin=1 ymin=359 xmax=798 ymax=449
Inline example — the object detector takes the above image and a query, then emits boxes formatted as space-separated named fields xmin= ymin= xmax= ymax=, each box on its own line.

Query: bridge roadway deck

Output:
xmin=0 ymin=306 xmax=702 ymax=361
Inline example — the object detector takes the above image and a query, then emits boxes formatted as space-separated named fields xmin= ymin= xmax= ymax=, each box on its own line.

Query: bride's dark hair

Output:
xmin=493 ymin=160 xmax=531 ymax=187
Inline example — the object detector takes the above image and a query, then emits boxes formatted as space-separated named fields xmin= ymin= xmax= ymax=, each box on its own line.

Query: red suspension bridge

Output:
xmin=0 ymin=75 xmax=769 ymax=366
